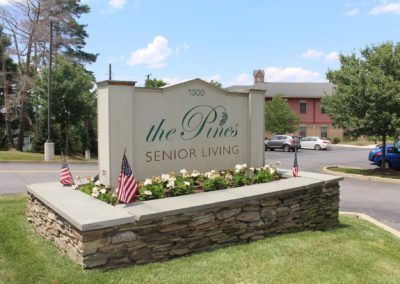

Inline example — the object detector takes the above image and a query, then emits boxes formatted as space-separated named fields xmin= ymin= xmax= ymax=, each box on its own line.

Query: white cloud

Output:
xmin=369 ymin=2 xmax=400 ymax=15
xmin=175 ymin=43 xmax=190 ymax=55
xmin=127 ymin=36 xmax=172 ymax=68
xmin=301 ymin=49 xmax=324 ymax=59
xmin=345 ymin=8 xmax=359 ymax=16
xmin=229 ymin=73 xmax=252 ymax=85
xmin=265 ymin=67 xmax=321 ymax=82
xmin=203 ymin=74 xmax=221 ymax=83
xmin=325 ymin=51 xmax=339 ymax=62
xmin=109 ymin=0 xmax=126 ymax=9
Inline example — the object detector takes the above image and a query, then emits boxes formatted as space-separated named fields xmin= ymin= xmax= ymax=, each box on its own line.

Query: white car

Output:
xmin=300 ymin=136 xmax=331 ymax=150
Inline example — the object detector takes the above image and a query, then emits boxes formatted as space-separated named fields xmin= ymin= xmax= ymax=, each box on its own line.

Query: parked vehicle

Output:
xmin=300 ymin=136 xmax=331 ymax=150
xmin=373 ymin=146 xmax=400 ymax=170
xmin=265 ymin=135 xmax=300 ymax=152
xmin=368 ymin=144 xmax=393 ymax=162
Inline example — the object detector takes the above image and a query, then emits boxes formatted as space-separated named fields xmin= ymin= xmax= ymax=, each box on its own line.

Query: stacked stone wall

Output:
xmin=27 ymin=182 xmax=340 ymax=269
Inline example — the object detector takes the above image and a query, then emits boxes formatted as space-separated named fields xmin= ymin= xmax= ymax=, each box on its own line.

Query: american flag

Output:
xmin=117 ymin=153 xmax=138 ymax=204
xmin=293 ymin=150 xmax=299 ymax=177
xmin=60 ymin=157 xmax=74 ymax=186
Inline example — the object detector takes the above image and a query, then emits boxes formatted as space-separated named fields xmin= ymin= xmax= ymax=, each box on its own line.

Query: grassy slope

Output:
xmin=1 ymin=195 xmax=400 ymax=284
xmin=329 ymin=166 xmax=400 ymax=179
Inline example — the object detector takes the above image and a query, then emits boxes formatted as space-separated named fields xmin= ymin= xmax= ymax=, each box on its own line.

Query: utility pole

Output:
xmin=44 ymin=19 xmax=55 ymax=161
xmin=109 ymin=63 xmax=112 ymax=80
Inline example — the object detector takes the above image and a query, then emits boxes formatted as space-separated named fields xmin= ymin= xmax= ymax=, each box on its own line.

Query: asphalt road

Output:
xmin=1 ymin=146 xmax=399 ymax=231
xmin=0 ymin=162 xmax=98 ymax=195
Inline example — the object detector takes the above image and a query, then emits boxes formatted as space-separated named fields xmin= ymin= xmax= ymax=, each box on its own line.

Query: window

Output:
xmin=300 ymin=101 xmax=307 ymax=113
xmin=299 ymin=126 xmax=306 ymax=137
xmin=321 ymin=126 xmax=328 ymax=138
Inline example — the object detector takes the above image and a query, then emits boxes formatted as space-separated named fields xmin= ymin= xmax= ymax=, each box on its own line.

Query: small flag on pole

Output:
xmin=117 ymin=151 xmax=138 ymax=204
xmin=293 ymin=150 xmax=299 ymax=177
xmin=60 ymin=155 xmax=74 ymax=186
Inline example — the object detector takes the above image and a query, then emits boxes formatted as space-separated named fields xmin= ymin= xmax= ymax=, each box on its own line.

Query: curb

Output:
xmin=333 ymin=144 xmax=376 ymax=149
xmin=340 ymin=211 xmax=400 ymax=239
xmin=322 ymin=166 xmax=400 ymax=184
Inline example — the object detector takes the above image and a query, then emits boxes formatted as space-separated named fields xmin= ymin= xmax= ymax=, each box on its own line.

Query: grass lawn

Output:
xmin=0 ymin=150 xmax=97 ymax=163
xmin=1 ymin=196 xmax=400 ymax=284
xmin=328 ymin=166 xmax=400 ymax=180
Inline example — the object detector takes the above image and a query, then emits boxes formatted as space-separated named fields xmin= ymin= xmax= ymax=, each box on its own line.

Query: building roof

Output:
xmin=227 ymin=82 xmax=335 ymax=98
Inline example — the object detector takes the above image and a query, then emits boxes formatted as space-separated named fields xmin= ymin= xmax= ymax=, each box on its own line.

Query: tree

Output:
xmin=210 ymin=80 xmax=222 ymax=88
xmin=322 ymin=41 xmax=400 ymax=168
xmin=265 ymin=95 xmax=300 ymax=134
xmin=145 ymin=78 xmax=167 ymax=88
xmin=0 ymin=26 xmax=17 ymax=149
xmin=33 ymin=56 xmax=95 ymax=155
xmin=0 ymin=0 xmax=97 ymax=151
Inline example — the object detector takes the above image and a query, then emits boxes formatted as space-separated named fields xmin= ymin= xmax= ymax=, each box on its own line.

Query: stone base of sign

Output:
xmin=26 ymin=170 xmax=341 ymax=270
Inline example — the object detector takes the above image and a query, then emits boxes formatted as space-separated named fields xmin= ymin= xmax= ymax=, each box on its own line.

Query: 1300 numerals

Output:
xmin=188 ymin=89 xmax=205 ymax=96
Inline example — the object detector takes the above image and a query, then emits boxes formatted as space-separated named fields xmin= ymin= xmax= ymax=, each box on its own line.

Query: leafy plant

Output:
xmin=203 ymin=177 xmax=228 ymax=191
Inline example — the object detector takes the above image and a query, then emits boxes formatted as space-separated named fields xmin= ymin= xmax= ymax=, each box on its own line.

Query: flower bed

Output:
xmin=75 ymin=164 xmax=279 ymax=204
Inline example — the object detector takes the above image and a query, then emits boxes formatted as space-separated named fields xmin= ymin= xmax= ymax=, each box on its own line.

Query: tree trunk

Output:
xmin=1 ymin=48 xmax=14 ymax=149
xmin=381 ymin=135 xmax=387 ymax=169
xmin=16 ymin=84 xmax=28 ymax=151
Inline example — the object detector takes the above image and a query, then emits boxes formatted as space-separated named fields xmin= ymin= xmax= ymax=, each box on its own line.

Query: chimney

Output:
xmin=253 ymin=69 xmax=265 ymax=84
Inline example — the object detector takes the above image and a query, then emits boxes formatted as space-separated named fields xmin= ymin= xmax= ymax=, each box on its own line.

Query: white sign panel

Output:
xmin=97 ymin=79 xmax=265 ymax=186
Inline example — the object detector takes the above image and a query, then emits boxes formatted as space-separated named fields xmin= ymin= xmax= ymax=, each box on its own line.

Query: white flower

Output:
xmin=191 ymin=170 xmax=200 ymax=178
xmin=161 ymin=174 xmax=170 ymax=183
xmin=256 ymin=168 xmax=261 ymax=171
xmin=100 ymin=188 xmax=107 ymax=194
xmin=91 ymin=191 xmax=99 ymax=198
xmin=225 ymin=174 xmax=233 ymax=181
xmin=205 ymin=170 xmax=219 ymax=179
xmin=144 ymin=178 xmax=152 ymax=186
xmin=249 ymin=167 xmax=254 ymax=172
xmin=269 ymin=168 xmax=276 ymax=175
xmin=234 ymin=163 xmax=247 ymax=173
xmin=72 ymin=184 xmax=79 ymax=190
xmin=184 ymin=181 xmax=190 ymax=186
xmin=166 ymin=179 xmax=175 ymax=189
xmin=144 ymin=190 xmax=152 ymax=196
xmin=92 ymin=186 xmax=99 ymax=193
xmin=180 ymin=168 xmax=189 ymax=177
xmin=95 ymin=180 xmax=101 ymax=186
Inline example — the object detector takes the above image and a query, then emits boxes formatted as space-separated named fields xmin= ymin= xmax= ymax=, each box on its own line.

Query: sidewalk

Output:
xmin=333 ymin=144 xmax=376 ymax=149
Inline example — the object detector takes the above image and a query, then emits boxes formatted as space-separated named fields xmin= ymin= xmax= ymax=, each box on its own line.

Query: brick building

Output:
xmin=228 ymin=70 xmax=343 ymax=139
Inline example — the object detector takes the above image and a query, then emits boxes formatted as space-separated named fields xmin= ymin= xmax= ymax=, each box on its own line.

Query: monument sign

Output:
xmin=97 ymin=79 xmax=265 ymax=186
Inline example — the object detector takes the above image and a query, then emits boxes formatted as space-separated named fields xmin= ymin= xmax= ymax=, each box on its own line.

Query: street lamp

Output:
xmin=44 ymin=17 xmax=57 ymax=161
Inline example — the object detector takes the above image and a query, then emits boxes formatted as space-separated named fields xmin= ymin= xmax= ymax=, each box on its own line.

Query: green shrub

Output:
xmin=333 ymin=137 xmax=341 ymax=144
xmin=253 ymin=169 xmax=273 ymax=184
xmin=231 ymin=173 xmax=253 ymax=188
xmin=139 ymin=183 xmax=165 ymax=200
xmin=170 ymin=177 xmax=194 ymax=196
xmin=203 ymin=177 xmax=228 ymax=191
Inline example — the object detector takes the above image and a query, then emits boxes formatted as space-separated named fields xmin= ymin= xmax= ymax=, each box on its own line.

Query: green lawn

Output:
xmin=328 ymin=166 xmax=400 ymax=180
xmin=0 ymin=150 xmax=97 ymax=163
xmin=1 ymin=195 xmax=400 ymax=284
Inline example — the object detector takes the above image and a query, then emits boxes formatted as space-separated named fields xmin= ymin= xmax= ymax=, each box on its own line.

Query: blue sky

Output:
xmin=18 ymin=0 xmax=400 ymax=86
